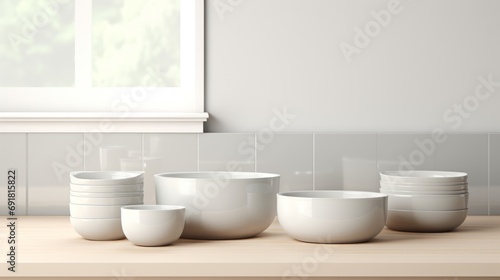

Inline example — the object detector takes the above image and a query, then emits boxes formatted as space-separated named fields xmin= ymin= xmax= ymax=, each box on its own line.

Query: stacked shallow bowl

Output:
xmin=380 ymin=171 xmax=468 ymax=232
xmin=69 ymin=171 xmax=144 ymax=240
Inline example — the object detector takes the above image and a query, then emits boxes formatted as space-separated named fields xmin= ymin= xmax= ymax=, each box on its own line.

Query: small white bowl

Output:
xmin=380 ymin=188 xmax=468 ymax=196
xmin=380 ymin=181 xmax=468 ymax=192
xmin=382 ymin=192 xmax=468 ymax=211
xmin=70 ymin=171 xmax=144 ymax=185
xmin=70 ymin=217 xmax=125 ymax=240
xmin=70 ymin=183 xmax=144 ymax=193
xmin=380 ymin=171 xmax=467 ymax=184
xmin=70 ymin=191 xmax=144 ymax=198
xmin=277 ymin=191 xmax=388 ymax=243
xmin=386 ymin=209 xmax=468 ymax=232
xmin=121 ymin=205 xmax=185 ymax=246
xmin=70 ymin=195 xmax=143 ymax=205
xmin=69 ymin=203 xmax=130 ymax=219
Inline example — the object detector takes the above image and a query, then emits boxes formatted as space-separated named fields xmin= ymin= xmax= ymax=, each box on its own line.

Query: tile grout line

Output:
xmin=141 ymin=133 xmax=144 ymax=172
xmin=375 ymin=133 xmax=378 ymax=174
xmin=488 ymin=133 xmax=490 ymax=215
xmin=254 ymin=133 xmax=257 ymax=172
xmin=25 ymin=133 xmax=29 ymax=215
xmin=197 ymin=133 xmax=200 ymax=172
xmin=312 ymin=133 xmax=315 ymax=191
xmin=83 ymin=133 xmax=86 ymax=171
xmin=433 ymin=132 xmax=436 ymax=171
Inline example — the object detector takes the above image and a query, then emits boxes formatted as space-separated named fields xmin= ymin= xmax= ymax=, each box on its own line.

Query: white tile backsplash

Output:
xmin=435 ymin=134 xmax=489 ymax=215
xmin=257 ymin=134 xmax=313 ymax=192
xmin=84 ymin=133 xmax=142 ymax=171
xmin=199 ymin=133 xmax=255 ymax=172
xmin=28 ymin=134 xmax=84 ymax=215
xmin=315 ymin=134 xmax=378 ymax=192
xmin=143 ymin=134 xmax=198 ymax=204
xmin=2 ymin=132 xmax=494 ymax=215
xmin=0 ymin=134 xmax=27 ymax=215
xmin=377 ymin=134 xmax=435 ymax=173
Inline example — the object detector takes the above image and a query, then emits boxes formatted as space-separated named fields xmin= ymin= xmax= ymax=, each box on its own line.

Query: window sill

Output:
xmin=0 ymin=112 xmax=208 ymax=133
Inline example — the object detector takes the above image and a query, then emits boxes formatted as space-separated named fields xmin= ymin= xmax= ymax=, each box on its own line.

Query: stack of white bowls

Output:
xmin=380 ymin=171 xmax=468 ymax=232
xmin=69 ymin=171 xmax=144 ymax=241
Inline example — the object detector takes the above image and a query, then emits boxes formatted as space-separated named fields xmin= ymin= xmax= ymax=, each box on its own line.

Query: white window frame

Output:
xmin=0 ymin=0 xmax=207 ymax=133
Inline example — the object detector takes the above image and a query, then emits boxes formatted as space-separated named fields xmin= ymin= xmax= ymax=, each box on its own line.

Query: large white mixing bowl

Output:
xmin=155 ymin=172 xmax=280 ymax=239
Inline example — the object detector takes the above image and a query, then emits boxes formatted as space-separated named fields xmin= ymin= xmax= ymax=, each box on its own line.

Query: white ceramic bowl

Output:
xmin=386 ymin=209 xmax=468 ymax=232
xmin=69 ymin=203 xmax=131 ymax=219
xmin=380 ymin=171 xmax=467 ymax=184
xmin=69 ymin=191 xmax=144 ymax=198
xmin=380 ymin=180 xmax=469 ymax=186
xmin=70 ymin=195 xmax=143 ymax=205
xmin=380 ymin=181 xmax=468 ymax=192
xmin=121 ymin=205 xmax=185 ymax=246
xmin=70 ymin=217 xmax=125 ymax=240
xmin=70 ymin=171 xmax=144 ymax=185
xmin=380 ymin=188 xmax=468 ymax=196
xmin=277 ymin=191 xmax=388 ymax=244
xmin=155 ymin=172 xmax=280 ymax=239
xmin=382 ymin=192 xmax=468 ymax=211
xmin=70 ymin=183 xmax=144 ymax=193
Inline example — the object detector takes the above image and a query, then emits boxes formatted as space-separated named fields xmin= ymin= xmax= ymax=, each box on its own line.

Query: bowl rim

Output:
xmin=70 ymin=171 xmax=144 ymax=184
xmin=381 ymin=191 xmax=469 ymax=198
xmin=388 ymin=208 xmax=468 ymax=213
xmin=380 ymin=181 xmax=468 ymax=187
xmin=70 ymin=190 xmax=144 ymax=195
xmin=70 ymin=194 xmax=144 ymax=199
xmin=380 ymin=191 xmax=468 ymax=195
xmin=278 ymin=190 xmax=388 ymax=199
xmin=380 ymin=187 xmax=468 ymax=192
xmin=380 ymin=170 xmax=468 ymax=179
xmin=155 ymin=171 xmax=280 ymax=180
xmin=69 ymin=202 xmax=130 ymax=207
xmin=69 ymin=216 xmax=122 ymax=221
xmin=121 ymin=204 xmax=185 ymax=212
xmin=70 ymin=182 xmax=144 ymax=188
xmin=380 ymin=188 xmax=468 ymax=192
xmin=70 ymin=202 xmax=144 ymax=207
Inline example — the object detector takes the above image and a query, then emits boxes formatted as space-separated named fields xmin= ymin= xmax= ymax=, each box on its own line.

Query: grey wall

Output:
xmin=205 ymin=0 xmax=500 ymax=132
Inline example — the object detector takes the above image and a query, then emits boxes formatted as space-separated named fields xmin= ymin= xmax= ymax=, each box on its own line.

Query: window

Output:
xmin=0 ymin=0 xmax=206 ymax=132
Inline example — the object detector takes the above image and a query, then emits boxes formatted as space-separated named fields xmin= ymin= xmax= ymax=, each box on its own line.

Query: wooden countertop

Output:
xmin=1 ymin=216 xmax=500 ymax=279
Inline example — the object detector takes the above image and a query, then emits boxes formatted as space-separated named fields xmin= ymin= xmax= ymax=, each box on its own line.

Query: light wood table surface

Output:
xmin=0 ymin=216 xmax=499 ymax=279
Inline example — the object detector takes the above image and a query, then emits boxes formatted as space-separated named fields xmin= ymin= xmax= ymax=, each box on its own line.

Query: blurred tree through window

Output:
xmin=0 ymin=0 xmax=75 ymax=86
xmin=0 ymin=0 xmax=180 ymax=88
xmin=92 ymin=0 xmax=180 ymax=87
